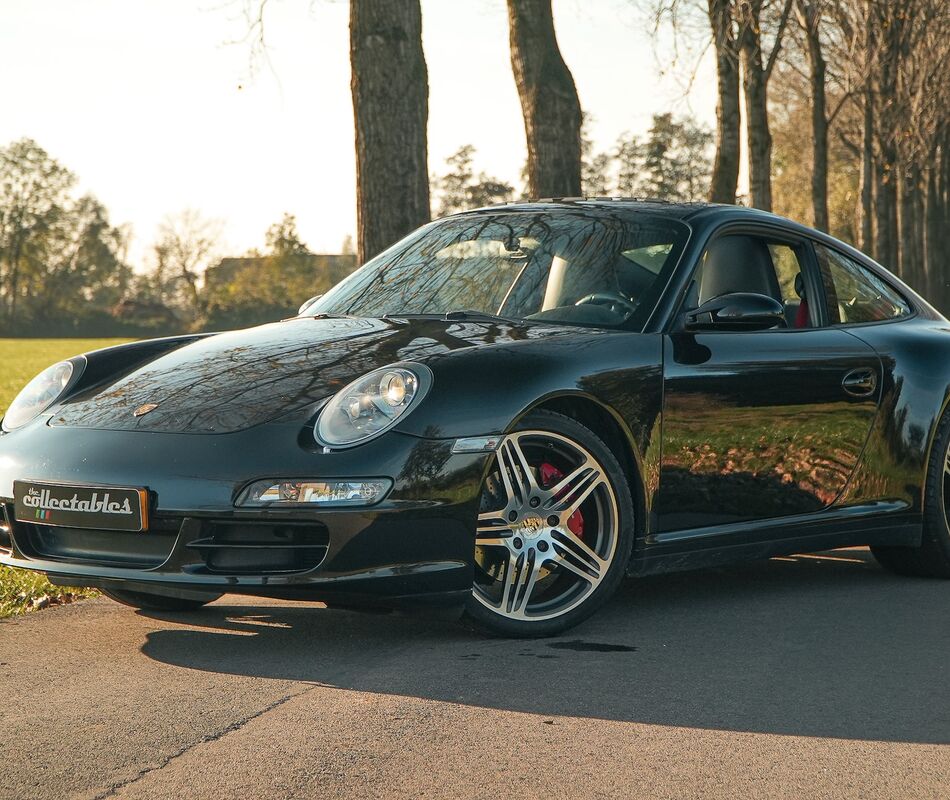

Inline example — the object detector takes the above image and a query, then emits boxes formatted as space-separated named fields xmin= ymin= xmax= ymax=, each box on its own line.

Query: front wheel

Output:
xmin=466 ymin=410 xmax=635 ymax=637
xmin=102 ymin=588 xmax=221 ymax=612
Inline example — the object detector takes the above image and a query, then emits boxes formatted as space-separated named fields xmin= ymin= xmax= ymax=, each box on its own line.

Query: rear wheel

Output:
xmin=102 ymin=588 xmax=221 ymax=612
xmin=871 ymin=407 xmax=950 ymax=577
xmin=466 ymin=410 xmax=634 ymax=637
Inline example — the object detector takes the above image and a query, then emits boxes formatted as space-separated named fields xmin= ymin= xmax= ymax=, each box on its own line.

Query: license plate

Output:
xmin=14 ymin=481 xmax=148 ymax=532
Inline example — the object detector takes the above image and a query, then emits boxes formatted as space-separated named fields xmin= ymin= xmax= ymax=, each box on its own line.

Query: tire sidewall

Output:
xmin=924 ymin=407 xmax=950 ymax=559
xmin=464 ymin=409 xmax=635 ymax=637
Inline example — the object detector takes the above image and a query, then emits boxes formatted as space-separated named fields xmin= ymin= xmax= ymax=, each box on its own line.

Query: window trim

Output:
xmin=666 ymin=223 xmax=827 ymax=334
xmin=808 ymin=239 xmax=916 ymax=329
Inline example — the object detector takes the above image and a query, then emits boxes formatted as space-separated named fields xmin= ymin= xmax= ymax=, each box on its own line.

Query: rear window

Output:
xmin=815 ymin=244 xmax=911 ymax=324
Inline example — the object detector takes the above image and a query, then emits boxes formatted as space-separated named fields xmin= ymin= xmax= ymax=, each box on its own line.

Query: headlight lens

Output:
xmin=2 ymin=360 xmax=78 ymax=432
xmin=316 ymin=365 xmax=429 ymax=447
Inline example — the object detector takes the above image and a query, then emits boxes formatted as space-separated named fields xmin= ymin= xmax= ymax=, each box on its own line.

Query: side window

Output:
xmin=769 ymin=245 xmax=804 ymax=306
xmin=682 ymin=234 xmax=813 ymax=329
xmin=814 ymin=244 xmax=911 ymax=325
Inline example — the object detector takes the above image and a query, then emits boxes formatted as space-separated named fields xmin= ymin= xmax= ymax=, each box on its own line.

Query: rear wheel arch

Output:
xmin=872 ymin=396 xmax=950 ymax=577
xmin=920 ymin=385 xmax=950 ymax=510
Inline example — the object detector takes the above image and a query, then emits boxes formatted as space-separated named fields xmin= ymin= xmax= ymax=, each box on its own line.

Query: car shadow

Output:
xmin=139 ymin=549 xmax=950 ymax=744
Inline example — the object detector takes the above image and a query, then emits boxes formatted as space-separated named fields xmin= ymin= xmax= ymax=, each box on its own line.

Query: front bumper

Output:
xmin=0 ymin=421 xmax=492 ymax=611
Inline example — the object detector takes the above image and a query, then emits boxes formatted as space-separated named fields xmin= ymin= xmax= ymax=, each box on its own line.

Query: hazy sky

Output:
xmin=2 ymin=0 xmax=718 ymax=265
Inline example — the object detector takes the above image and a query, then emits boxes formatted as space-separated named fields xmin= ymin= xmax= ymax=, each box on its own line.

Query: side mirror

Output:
xmin=297 ymin=295 xmax=323 ymax=316
xmin=685 ymin=292 xmax=786 ymax=331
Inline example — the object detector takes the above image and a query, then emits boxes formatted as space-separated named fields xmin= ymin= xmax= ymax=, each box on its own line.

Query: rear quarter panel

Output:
xmin=837 ymin=317 xmax=950 ymax=512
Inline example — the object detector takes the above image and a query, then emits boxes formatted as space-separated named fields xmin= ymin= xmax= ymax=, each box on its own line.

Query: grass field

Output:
xmin=0 ymin=338 xmax=133 ymax=618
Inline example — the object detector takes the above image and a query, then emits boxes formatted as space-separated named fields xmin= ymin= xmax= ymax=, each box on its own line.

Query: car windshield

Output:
xmin=308 ymin=209 xmax=690 ymax=329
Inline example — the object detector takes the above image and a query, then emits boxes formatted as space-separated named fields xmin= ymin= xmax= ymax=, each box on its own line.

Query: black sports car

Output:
xmin=2 ymin=200 xmax=949 ymax=637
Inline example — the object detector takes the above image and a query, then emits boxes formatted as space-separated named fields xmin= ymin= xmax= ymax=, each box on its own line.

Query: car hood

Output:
xmin=50 ymin=316 xmax=573 ymax=434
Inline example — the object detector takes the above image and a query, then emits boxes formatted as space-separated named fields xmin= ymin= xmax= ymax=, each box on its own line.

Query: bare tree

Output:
xmin=431 ymin=145 xmax=514 ymax=216
xmin=507 ymin=0 xmax=583 ymax=198
xmin=153 ymin=209 xmax=222 ymax=325
xmin=795 ymin=0 xmax=828 ymax=230
xmin=738 ymin=0 xmax=793 ymax=211
xmin=707 ymin=0 xmax=741 ymax=203
xmin=350 ymin=0 xmax=430 ymax=263
xmin=826 ymin=0 xmax=950 ymax=300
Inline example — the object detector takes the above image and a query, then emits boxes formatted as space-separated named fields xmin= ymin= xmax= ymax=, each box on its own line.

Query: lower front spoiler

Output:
xmin=2 ymin=553 xmax=472 ymax=620
xmin=0 ymin=495 xmax=479 ymax=618
xmin=40 ymin=569 xmax=471 ymax=620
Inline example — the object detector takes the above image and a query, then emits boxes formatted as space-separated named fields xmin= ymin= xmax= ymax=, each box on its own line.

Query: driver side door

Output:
xmin=655 ymin=228 xmax=881 ymax=533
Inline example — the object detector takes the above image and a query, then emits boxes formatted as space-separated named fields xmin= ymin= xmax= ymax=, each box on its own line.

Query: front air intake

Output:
xmin=185 ymin=521 xmax=330 ymax=574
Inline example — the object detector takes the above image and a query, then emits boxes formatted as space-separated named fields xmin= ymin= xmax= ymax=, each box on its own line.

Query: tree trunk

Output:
xmin=875 ymin=158 xmax=898 ymax=272
xmin=860 ymin=88 xmax=874 ymax=255
xmin=925 ymin=165 xmax=939 ymax=295
xmin=739 ymin=0 xmax=772 ymax=210
xmin=899 ymin=162 xmax=919 ymax=290
xmin=936 ymin=134 xmax=950 ymax=310
xmin=872 ymin=1 xmax=902 ymax=274
xmin=798 ymin=0 xmax=827 ymax=230
xmin=6 ymin=233 xmax=23 ymax=327
xmin=507 ymin=0 xmax=582 ymax=199
xmin=942 ymin=132 xmax=950 ymax=277
xmin=350 ymin=0 xmax=430 ymax=264
xmin=708 ymin=0 xmax=740 ymax=204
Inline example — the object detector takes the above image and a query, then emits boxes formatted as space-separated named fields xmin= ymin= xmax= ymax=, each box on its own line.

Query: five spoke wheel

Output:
xmin=471 ymin=422 xmax=623 ymax=628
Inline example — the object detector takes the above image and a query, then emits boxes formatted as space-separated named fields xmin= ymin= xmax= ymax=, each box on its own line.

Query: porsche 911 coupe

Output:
xmin=2 ymin=199 xmax=948 ymax=637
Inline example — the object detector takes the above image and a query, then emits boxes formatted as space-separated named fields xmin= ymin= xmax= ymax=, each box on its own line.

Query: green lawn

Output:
xmin=0 ymin=338 xmax=133 ymax=618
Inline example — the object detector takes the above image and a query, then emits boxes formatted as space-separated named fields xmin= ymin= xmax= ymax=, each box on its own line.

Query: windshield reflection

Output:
xmin=310 ymin=209 xmax=689 ymax=331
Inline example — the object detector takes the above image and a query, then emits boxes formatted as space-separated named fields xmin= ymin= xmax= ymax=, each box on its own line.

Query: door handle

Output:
xmin=842 ymin=368 xmax=877 ymax=397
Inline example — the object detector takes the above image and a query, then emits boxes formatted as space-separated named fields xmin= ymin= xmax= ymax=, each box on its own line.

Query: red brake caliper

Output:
xmin=540 ymin=462 xmax=584 ymax=538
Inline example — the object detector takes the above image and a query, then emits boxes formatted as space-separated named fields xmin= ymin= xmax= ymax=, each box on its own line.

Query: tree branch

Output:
xmin=764 ymin=0 xmax=795 ymax=82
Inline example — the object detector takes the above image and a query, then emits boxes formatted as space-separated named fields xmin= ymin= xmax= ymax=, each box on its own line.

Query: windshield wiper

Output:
xmin=443 ymin=310 xmax=532 ymax=325
xmin=383 ymin=310 xmax=534 ymax=325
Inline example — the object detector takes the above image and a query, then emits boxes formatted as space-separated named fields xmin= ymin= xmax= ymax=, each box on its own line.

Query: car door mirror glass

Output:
xmin=685 ymin=292 xmax=787 ymax=332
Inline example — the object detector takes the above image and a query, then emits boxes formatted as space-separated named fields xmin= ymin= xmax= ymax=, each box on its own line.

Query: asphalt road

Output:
xmin=1 ymin=548 xmax=947 ymax=800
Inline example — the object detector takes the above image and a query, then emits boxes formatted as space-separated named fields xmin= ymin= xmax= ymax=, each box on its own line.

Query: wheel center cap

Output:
xmin=518 ymin=515 xmax=545 ymax=539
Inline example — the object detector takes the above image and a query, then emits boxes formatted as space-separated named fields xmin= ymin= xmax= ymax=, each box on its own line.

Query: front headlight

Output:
xmin=2 ymin=359 xmax=82 ymax=432
xmin=316 ymin=364 xmax=431 ymax=447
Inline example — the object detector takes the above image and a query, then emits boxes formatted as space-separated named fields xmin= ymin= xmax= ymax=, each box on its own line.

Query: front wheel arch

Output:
xmin=524 ymin=394 xmax=646 ymax=553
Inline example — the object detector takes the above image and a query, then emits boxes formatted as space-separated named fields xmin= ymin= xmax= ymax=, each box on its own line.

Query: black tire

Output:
xmin=871 ymin=407 xmax=950 ymax=578
xmin=102 ymin=588 xmax=221 ymax=612
xmin=465 ymin=409 xmax=635 ymax=638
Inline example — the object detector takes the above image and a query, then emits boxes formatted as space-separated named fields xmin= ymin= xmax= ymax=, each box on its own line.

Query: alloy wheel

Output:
xmin=472 ymin=429 xmax=620 ymax=621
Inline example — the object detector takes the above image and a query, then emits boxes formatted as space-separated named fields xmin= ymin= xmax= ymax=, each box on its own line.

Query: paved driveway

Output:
xmin=1 ymin=549 xmax=947 ymax=799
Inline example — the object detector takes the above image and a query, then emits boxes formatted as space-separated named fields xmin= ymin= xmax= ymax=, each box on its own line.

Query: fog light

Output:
xmin=236 ymin=479 xmax=392 ymax=507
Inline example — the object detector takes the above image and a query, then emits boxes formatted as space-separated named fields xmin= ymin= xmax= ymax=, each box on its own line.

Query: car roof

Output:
xmin=452 ymin=198 xmax=798 ymax=225
xmin=447 ymin=198 xmax=945 ymax=322
xmin=451 ymin=198 xmax=846 ymax=248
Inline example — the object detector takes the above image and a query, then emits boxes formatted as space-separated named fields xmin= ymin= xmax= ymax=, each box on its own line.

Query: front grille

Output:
xmin=185 ymin=521 xmax=330 ymax=574
xmin=20 ymin=516 xmax=182 ymax=568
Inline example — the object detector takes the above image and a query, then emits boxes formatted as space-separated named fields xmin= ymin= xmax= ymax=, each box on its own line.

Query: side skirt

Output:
xmin=629 ymin=502 xmax=922 ymax=577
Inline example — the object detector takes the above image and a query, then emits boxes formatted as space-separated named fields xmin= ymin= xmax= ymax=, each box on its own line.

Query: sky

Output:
xmin=1 ymin=0 xmax=719 ymax=267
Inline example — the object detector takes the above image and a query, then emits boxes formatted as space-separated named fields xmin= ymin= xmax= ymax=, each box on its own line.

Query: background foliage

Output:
xmin=0 ymin=338 xmax=130 ymax=617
